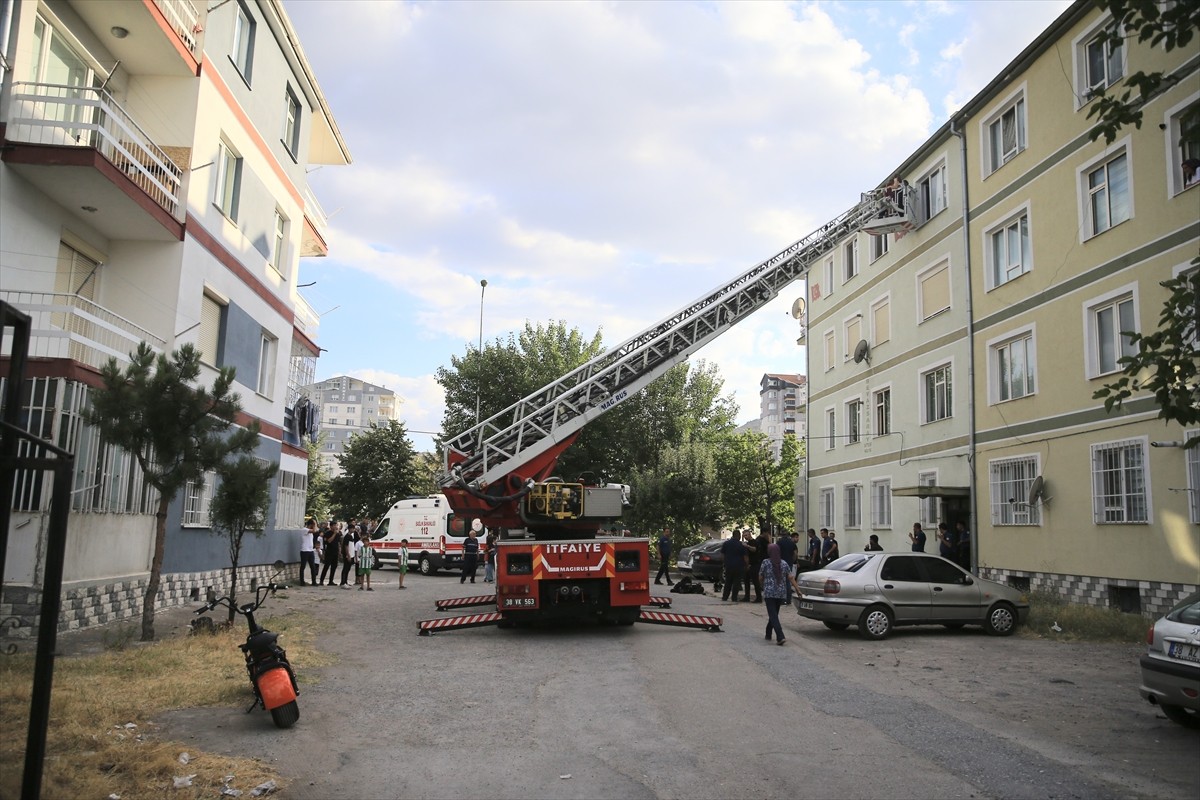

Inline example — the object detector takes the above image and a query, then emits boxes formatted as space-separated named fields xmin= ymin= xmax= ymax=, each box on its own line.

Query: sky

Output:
xmin=284 ymin=0 xmax=1073 ymax=453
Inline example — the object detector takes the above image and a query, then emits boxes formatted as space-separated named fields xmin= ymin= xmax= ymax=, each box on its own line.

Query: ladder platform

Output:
xmin=418 ymin=612 xmax=504 ymax=635
xmin=636 ymin=609 xmax=722 ymax=632
xmin=648 ymin=595 xmax=673 ymax=608
xmin=436 ymin=594 xmax=497 ymax=610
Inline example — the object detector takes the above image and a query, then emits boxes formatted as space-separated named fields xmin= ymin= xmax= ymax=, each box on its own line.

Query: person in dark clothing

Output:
xmin=461 ymin=520 xmax=481 ymax=583
xmin=955 ymin=520 xmax=972 ymax=571
xmin=743 ymin=528 xmax=768 ymax=602
xmin=320 ymin=524 xmax=340 ymax=586
xmin=865 ymin=534 xmax=883 ymax=551
xmin=339 ymin=524 xmax=356 ymax=588
xmin=936 ymin=522 xmax=956 ymax=560
xmin=654 ymin=529 xmax=674 ymax=586
xmin=721 ymin=530 xmax=749 ymax=602
xmin=777 ymin=530 xmax=798 ymax=569
xmin=908 ymin=522 xmax=927 ymax=553
xmin=822 ymin=530 xmax=840 ymax=565
xmin=805 ymin=529 xmax=821 ymax=564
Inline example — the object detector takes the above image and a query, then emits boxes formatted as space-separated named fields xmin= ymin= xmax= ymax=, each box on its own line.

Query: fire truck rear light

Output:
xmin=619 ymin=581 xmax=648 ymax=592
xmin=499 ymin=584 xmax=530 ymax=595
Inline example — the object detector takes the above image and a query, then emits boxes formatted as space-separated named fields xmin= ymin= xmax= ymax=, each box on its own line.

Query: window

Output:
xmin=232 ymin=0 xmax=255 ymax=81
xmin=986 ymin=209 xmax=1032 ymax=289
xmin=844 ymin=239 xmax=858 ymax=282
xmin=870 ymin=233 xmax=889 ymax=262
xmin=283 ymin=87 xmax=301 ymax=156
xmin=874 ymin=388 xmax=891 ymax=436
xmin=1084 ymin=150 xmax=1130 ymax=237
xmin=819 ymin=488 xmax=835 ymax=529
xmin=846 ymin=399 xmax=862 ymax=444
xmin=198 ymin=293 xmax=225 ymax=367
xmin=271 ymin=209 xmax=288 ymax=275
xmin=918 ymin=470 xmax=938 ymax=527
xmin=871 ymin=479 xmax=892 ymax=528
xmin=824 ymin=258 xmax=835 ymax=297
xmin=215 ymin=139 xmax=243 ymax=221
xmin=1165 ymin=97 xmax=1200 ymax=194
xmin=918 ymin=262 xmax=951 ymax=320
xmin=258 ymin=332 xmax=277 ymax=397
xmin=183 ymin=470 xmax=218 ymax=526
xmin=989 ymin=456 xmax=1041 ymax=525
xmin=1091 ymin=439 xmax=1149 ymax=523
xmin=871 ymin=296 xmax=890 ymax=345
xmin=922 ymin=363 xmax=953 ymax=423
xmin=985 ymin=91 xmax=1026 ymax=174
xmin=1086 ymin=289 xmax=1137 ymax=377
xmin=275 ymin=470 xmax=307 ymax=529
xmin=823 ymin=330 xmax=835 ymax=372
xmin=825 ymin=408 xmax=836 ymax=451
xmin=1079 ymin=23 xmax=1124 ymax=100
xmin=1187 ymin=430 xmax=1200 ymax=524
xmin=919 ymin=162 xmax=948 ymax=222
xmin=844 ymin=484 xmax=862 ymax=529
xmin=991 ymin=329 xmax=1036 ymax=402
xmin=844 ymin=316 xmax=863 ymax=362
xmin=55 ymin=240 xmax=101 ymax=301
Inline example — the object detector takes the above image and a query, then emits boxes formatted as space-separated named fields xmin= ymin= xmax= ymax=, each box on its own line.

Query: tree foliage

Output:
xmin=209 ymin=455 xmax=278 ymax=623
xmin=305 ymin=434 xmax=332 ymax=522
xmin=715 ymin=432 xmax=802 ymax=536
xmin=330 ymin=419 xmax=419 ymax=519
xmin=624 ymin=441 xmax=722 ymax=547
xmin=85 ymin=343 xmax=258 ymax=640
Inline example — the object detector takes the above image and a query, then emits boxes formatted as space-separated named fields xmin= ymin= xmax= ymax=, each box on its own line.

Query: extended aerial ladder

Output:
xmin=419 ymin=185 xmax=915 ymax=635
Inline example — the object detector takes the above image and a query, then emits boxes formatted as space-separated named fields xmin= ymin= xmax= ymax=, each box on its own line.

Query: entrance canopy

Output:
xmin=890 ymin=485 xmax=970 ymax=499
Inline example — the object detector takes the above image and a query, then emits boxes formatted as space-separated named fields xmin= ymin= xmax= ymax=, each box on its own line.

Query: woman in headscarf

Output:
xmin=759 ymin=542 xmax=803 ymax=645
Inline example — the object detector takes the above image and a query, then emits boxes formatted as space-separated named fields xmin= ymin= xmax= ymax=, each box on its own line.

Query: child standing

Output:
xmin=356 ymin=534 xmax=376 ymax=591
xmin=397 ymin=539 xmax=409 ymax=590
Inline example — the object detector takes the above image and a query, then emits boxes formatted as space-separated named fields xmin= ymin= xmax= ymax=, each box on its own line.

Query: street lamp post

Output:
xmin=475 ymin=279 xmax=487 ymax=431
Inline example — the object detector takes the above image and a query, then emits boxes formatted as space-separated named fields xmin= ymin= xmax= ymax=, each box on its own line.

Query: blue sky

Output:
xmin=284 ymin=0 xmax=1072 ymax=452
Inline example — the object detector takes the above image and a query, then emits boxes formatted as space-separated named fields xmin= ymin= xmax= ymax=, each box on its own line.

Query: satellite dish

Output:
xmin=1027 ymin=475 xmax=1045 ymax=507
xmin=853 ymin=339 xmax=871 ymax=364
xmin=791 ymin=297 xmax=807 ymax=319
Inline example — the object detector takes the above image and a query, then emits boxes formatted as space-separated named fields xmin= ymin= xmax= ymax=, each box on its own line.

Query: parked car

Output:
xmin=1139 ymin=591 xmax=1200 ymax=727
xmin=676 ymin=539 xmax=724 ymax=583
xmin=793 ymin=552 xmax=1029 ymax=640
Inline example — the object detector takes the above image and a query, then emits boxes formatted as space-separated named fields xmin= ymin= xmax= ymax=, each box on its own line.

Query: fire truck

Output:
xmin=417 ymin=185 xmax=915 ymax=635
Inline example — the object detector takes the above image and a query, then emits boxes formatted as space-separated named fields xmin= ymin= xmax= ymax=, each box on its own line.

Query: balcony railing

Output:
xmin=153 ymin=0 xmax=202 ymax=56
xmin=6 ymin=82 xmax=183 ymax=219
xmin=0 ymin=291 xmax=164 ymax=371
xmin=293 ymin=292 xmax=321 ymax=338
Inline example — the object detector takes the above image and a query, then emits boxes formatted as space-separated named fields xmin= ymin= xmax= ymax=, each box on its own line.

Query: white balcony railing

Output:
xmin=0 ymin=291 xmax=164 ymax=371
xmin=293 ymin=292 xmax=321 ymax=338
xmin=153 ymin=0 xmax=203 ymax=56
xmin=7 ymin=82 xmax=183 ymax=219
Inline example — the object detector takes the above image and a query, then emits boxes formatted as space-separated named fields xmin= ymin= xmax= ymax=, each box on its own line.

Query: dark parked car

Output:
xmin=676 ymin=539 xmax=725 ymax=583
xmin=1139 ymin=591 xmax=1200 ymax=727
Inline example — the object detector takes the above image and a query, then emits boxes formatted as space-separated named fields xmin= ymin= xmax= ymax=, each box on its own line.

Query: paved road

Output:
xmin=156 ymin=568 xmax=1200 ymax=800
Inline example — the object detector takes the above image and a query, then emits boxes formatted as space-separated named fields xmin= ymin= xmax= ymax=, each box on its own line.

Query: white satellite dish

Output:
xmin=791 ymin=297 xmax=806 ymax=319
xmin=853 ymin=339 xmax=871 ymax=365
xmin=1027 ymin=475 xmax=1046 ymax=507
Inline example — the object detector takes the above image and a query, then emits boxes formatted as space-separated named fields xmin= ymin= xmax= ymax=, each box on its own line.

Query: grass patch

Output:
xmin=1020 ymin=590 xmax=1149 ymax=643
xmin=0 ymin=608 xmax=332 ymax=800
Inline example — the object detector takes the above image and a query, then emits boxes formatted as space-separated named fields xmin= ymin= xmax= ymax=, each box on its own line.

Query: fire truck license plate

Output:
xmin=502 ymin=598 xmax=536 ymax=608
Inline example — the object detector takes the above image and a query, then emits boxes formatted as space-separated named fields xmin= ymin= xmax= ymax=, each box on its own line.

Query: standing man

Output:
xmin=484 ymin=527 xmax=498 ymax=583
xmin=823 ymin=530 xmax=841 ymax=565
xmin=655 ymin=529 xmax=674 ymax=586
xmin=299 ymin=519 xmax=318 ymax=586
xmin=777 ymin=528 xmax=798 ymax=573
xmin=955 ymin=520 xmax=972 ymax=571
xmin=720 ymin=529 xmax=749 ymax=602
xmin=745 ymin=528 xmax=768 ymax=603
xmin=461 ymin=519 xmax=481 ymax=584
xmin=936 ymin=522 xmax=956 ymax=560
xmin=908 ymin=522 xmax=927 ymax=553
xmin=805 ymin=529 xmax=821 ymax=565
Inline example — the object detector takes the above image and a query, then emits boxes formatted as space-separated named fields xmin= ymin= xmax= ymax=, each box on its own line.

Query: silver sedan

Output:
xmin=793 ymin=552 xmax=1029 ymax=640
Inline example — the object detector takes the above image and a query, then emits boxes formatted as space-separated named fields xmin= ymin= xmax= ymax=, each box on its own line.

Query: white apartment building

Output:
xmin=304 ymin=375 xmax=398 ymax=476
xmin=759 ymin=373 xmax=805 ymax=460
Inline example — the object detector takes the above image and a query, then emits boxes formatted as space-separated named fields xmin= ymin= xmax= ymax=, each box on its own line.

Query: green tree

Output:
xmin=412 ymin=451 xmax=443 ymax=496
xmin=305 ymin=434 xmax=332 ymax=522
xmin=209 ymin=455 xmax=278 ymax=624
xmin=330 ymin=419 xmax=419 ymax=519
xmin=624 ymin=441 xmax=722 ymax=547
xmin=85 ymin=343 xmax=259 ymax=641
xmin=715 ymin=432 xmax=802 ymax=536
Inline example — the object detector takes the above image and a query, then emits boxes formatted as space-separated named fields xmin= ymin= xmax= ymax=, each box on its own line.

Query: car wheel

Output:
xmin=984 ymin=602 xmax=1017 ymax=636
xmin=419 ymin=555 xmax=435 ymax=576
xmin=858 ymin=605 xmax=893 ymax=640
xmin=1160 ymin=704 xmax=1200 ymax=728
xmin=942 ymin=623 xmax=965 ymax=630
xmin=822 ymin=621 xmax=850 ymax=631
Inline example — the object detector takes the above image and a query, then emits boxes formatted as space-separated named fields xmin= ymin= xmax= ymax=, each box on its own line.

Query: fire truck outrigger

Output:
xmin=417 ymin=185 xmax=916 ymax=636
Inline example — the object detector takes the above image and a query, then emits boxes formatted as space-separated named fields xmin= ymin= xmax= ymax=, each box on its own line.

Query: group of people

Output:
xmin=298 ymin=517 xmax=398 ymax=591
xmin=909 ymin=520 xmax=972 ymax=570
xmin=459 ymin=519 xmax=498 ymax=584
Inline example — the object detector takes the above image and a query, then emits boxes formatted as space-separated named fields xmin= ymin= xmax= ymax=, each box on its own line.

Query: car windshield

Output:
xmin=823 ymin=553 xmax=873 ymax=573
xmin=1166 ymin=592 xmax=1200 ymax=624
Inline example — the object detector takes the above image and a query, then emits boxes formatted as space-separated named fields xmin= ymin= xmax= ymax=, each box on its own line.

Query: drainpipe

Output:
xmin=950 ymin=115 xmax=978 ymax=574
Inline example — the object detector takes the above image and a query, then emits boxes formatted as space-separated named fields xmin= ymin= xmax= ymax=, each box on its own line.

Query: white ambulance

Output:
xmin=369 ymin=495 xmax=479 ymax=575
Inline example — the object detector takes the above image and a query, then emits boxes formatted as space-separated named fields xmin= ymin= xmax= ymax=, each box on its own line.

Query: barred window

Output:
xmin=183 ymin=470 xmax=218 ymax=527
xmin=1091 ymin=439 xmax=1148 ymax=523
xmin=871 ymin=479 xmax=892 ymax=528
xmin=989 ymin=455 xmax=1041 ymax=525
xmin=275 ymin=469 xmax=308 ymax=529
xmin=1187 ymin=431 xmax=1200 ymax=524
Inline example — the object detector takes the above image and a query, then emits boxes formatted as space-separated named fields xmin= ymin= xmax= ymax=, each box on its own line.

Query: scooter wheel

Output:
xmin=270 ymin=700 xmax=300 ymax=729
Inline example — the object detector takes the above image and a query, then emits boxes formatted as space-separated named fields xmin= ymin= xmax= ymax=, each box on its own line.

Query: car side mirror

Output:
xmin=962 ymin=576 xmax=974 ymax=586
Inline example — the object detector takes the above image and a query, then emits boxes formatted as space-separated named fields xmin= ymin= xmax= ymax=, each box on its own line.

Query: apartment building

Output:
xmin=304 ymin=375 xmax=398 ymax=477
xmin=802 ymin=0 xmax=1197 ymax=615
xmin=759 ymin=373 xmax=805 ymax=460
xmin=0 ymin=0 xmax=349 ymax=633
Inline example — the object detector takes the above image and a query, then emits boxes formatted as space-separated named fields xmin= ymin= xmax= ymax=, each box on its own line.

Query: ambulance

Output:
xmin=369 ymin=495 xmax=480 ymax=575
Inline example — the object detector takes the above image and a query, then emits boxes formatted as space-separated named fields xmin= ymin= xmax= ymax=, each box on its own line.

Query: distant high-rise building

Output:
xmin=759 ymin=374 xmax=806 ymax=459
xmin=305 ymin=376 xmax=398 ymax=476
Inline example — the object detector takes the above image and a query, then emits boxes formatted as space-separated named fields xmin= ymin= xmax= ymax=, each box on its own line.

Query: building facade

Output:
xmin=0 ymin=0 xmax=349 ymax=635
xmin=802 ymin=0 xmax=1198 ymax=615
xmin=304 ymin=375 xmax=398 ymax=477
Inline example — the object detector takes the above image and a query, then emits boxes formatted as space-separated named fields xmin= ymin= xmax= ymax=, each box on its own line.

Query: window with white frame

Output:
xmin=844 ymin=315 xmax=863 ymax=361
xmin=874 ymin=387 xmax=891 ymax=436
xmin=232 ymin=0 xmax=255 ymax=82
xmin=825 ymin=407 xmax=836 ymax=450
xmin=989 ymin=456 xmax=1041 ymax=525
xmin=1187 ymin=430 xmax=1200 ymax=524
xmin=918 ymin=262 xmax=951 ymax=321
xmin=922 ymin=363 xmax=953 ymax=423
xmin=1081 ymin=146 xmax=1130 ymax=238
xmin=283 ymin=86 xmax=301 ymax=156
xmin=215 ymin=138 xmax=243 ymax=221
xmin=271 ymin=209 xmax=288 ymax=276
xmin=257 ymin=332 xmax=277 ymax=397
xmin=919 ymin=162 xmax=948 ymax=222
xmin=871 ymin=296 xmax=890 ymax=345
xmin=846 ymin=399 xmax=862 ymax=444
xmin=275 ymin=470 xmax=307 ymax=529
xmin=991 ymin=329 xmax=1036 ymax=403
xmin=984 ymin=91 xmax=1026 ymax=174
xmin=844 ymin=239 xmax=858 ymax=282
xmin=1085 ymin=289 xmax=1137 ymax=378
xmin=986 ymin=209 xmax=1032 ymax=289
xmin=871 ymin=479 xmax=892 ymax=528
xmin=824 ymin=330 xmax=835 ymax=372
xmin=199 ymin=293 xmax=225 ymax=367
xmin=819 ymin=487 xmax=835 ymax=529
xmin=183 ymin=470 xmax=218 ymax=526
xmin=1077 ymin=21 xmax=1124 ymax=101
xmin=844 ymin=484 xmax=862 ymax=529
xmin=824 ymin=258 xmax=835 ymax=297
xmin=870 ymin=233 xmax=889 ymax=262
xmin=1166 ymin=98 xmax=1200 ymax=194
xmin=918 ymin=470 xmax=938 ymax=526
xmin=1091 ymin=438 xmax=1148 ymax=523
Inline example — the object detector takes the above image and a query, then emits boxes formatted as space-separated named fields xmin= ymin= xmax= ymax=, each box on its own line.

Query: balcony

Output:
xmin=0 ymin=292 xmax=165 ymax=371
xmin=301 ymin=184 xmax=330 ymax=257
xmin=70 ymin=0 xmax=203 ymax=72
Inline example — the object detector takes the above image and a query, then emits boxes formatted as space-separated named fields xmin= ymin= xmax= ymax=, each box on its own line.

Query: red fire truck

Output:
xmin=418 ymin=185 xmax=915 ymax=635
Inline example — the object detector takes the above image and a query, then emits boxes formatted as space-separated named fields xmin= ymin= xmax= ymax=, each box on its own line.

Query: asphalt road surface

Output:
xmin=154 ymin=567 xmax=1200 ymax=800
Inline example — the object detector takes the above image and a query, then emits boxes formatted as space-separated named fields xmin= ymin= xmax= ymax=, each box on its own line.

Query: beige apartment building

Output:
xmin=304 ymin=375 xmax=398 ymax=476
xmin=804 ymin=0 xmax=1198 ymax=615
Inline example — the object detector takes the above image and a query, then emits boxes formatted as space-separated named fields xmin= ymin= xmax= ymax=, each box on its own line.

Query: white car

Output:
xmin=1139 ymin=591 xmax=1200 ymax=727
